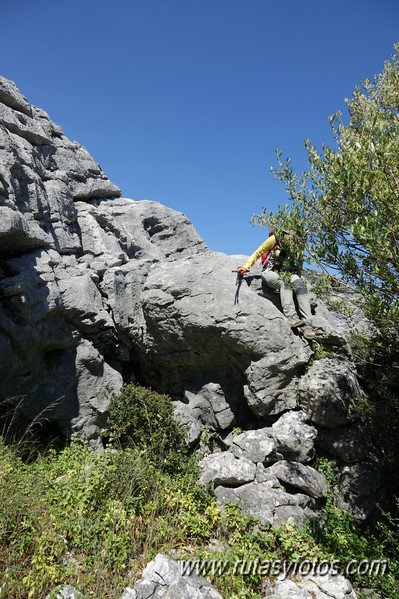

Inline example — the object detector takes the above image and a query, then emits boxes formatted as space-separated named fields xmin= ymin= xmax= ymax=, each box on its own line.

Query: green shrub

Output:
xmin=107 ymin=384 xmax=188 ymax=471
xmin=1 ymin=384 xmax=398 ymax=598
xmin=313 ymin=458 xmax=399 ymax=598
xmin=0 ymin=436 xmax=219 ymax=598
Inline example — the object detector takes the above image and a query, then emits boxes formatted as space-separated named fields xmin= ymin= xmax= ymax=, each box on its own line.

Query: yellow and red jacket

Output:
xmin=243 ymin=234 xmax=303 ymax=275
xmin=243 ymin=235 xmax=278 ymax=271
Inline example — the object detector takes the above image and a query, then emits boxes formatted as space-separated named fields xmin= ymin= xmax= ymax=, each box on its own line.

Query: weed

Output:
xmin=0 ymin=385 xmax=398 ymax=598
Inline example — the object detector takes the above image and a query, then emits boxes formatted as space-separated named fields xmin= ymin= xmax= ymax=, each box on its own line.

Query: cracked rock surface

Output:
xmin=0 ymin=76 xmax=381 ymax=527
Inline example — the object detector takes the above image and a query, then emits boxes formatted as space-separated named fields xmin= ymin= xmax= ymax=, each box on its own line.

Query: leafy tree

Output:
xmin=253 ymin=42 xmax=399 ymax=339
xmin=252 ymin=43 xmax=399 ymax=486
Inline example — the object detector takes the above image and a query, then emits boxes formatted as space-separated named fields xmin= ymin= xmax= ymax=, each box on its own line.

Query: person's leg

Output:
xmin=262 ymin=270 xmax=301 ymax=325
xmin=289 ymin=274 xmax=317 ymax=339
xmin=290 ymin=275 xmax=312 ymax=323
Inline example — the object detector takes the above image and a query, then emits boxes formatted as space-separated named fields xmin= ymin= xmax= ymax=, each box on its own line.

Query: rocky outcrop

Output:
xmin=122 ymin=554 xmax=224 ymax=599
xmin=198 ymin=410 xmax=325 ymax=527
xmin=0 ymin=75 xmax=209 ymax=447
xmin=0 ymin=76 xmax=382 ymax=527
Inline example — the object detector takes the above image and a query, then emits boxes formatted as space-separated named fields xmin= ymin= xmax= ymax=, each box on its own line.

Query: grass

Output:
xmin=0 ymin=385 xmax=398 ymax=599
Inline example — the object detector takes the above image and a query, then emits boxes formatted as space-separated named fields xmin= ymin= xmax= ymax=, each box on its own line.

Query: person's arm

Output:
xmin=243 ymin=235 xmax=276 ymax=270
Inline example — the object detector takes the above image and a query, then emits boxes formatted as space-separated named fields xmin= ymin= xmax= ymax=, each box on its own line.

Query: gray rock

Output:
xmin=262 ymin=573 xmax=357 ymax=598
xmin=267 ymin=460 xmax=328 ymax=499
xmin=231 ymin=428 xmax=282 ymax=464
xmin=185 ymin=382 xmax=237 ymax=431
xmin=214 ymin=481 xmax=318 ymax=527
xmin=173 ymin=400 xmax=204 ymax=447
xmin=173 ymin=381 xmax=244 ymax=445
xmin=0 ymin=75 xmax=382 ymax=530
xmin=0 ymin=76 xmax=33 ymax=116
xmin=199 ymin=451 xmax=256 ymax=485
xmin=0 ymin=205 xmax=51 ymax=255
xmin=230 ymin=411 xmax=317 ymax=466
xmin=272 ymin=410 xmax=317 ymax=463
xmin=254 ymin=462 xmax=282 ymax=485
xmin=334 ymin=463 xmax=384 ymax=521
xmin=136 ymin=251 xmax=315 ymax=414
xmin=0 ymin=102 xmax=52 ymax=145
xmin=298 ymin=357 xmax=362 ymax=428
xmin=305 ymin=269 xmax=372 ymax=342
xmin=131 ymin=553 xmax=223 ymax=599
xmin=71 ymin=339 xmax=123 ymax=448
xmin=0 ymin=76 xmax=210 ymax=442
xmin=0 ymin=247 xmax=123 ymax=443
xmin=318 ymin=423 xmax=370 ymax=463
xmin=244 ymin=347 xmax=311 ymax=418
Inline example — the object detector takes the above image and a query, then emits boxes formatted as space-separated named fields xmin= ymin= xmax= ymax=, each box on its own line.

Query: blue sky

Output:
xmin=2 ymin=0 xmax=399 ymax=256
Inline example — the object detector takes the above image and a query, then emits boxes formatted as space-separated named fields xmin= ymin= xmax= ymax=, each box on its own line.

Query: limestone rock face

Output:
xmin=0 ymin=76 xmax=209 ymax=447
xmin=0 ymin=76 xmax=381 ymax=524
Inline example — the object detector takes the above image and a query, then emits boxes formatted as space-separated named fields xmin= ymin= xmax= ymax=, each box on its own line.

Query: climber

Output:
xmin=236 ymin=229 xmax=316 ymax=339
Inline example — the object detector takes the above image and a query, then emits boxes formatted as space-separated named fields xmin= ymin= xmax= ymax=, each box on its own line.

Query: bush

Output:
xmin=314 ymin=458 xmax=399 ymax=598
xmin=1 ymin=384 xmax=398 ymax=598
xmin=107 ymin=384 xmax=188 ymax=472
xmin=0 ymin=436 xmax=219 ymax=598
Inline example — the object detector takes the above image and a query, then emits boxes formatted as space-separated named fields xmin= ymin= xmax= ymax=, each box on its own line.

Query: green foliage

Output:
xmin=314 ymin=459 xmax=399 ymax=598
xmin=0 ymin=435 xmax=218 ymax=598
xmin=199 ymin=427 xmax=220 ymax=452
xmin=1 ymin=431 xmax=399 ymax=598
xmin=253 ymin=43 xmax=399 ymax=500
xmin=0 ymin=386 xmax=219 ymax=597
xmin=261 ymin=43 xmax=399 ymax=341
xmin=108 ymin=384 xmax=188 ymax=471
xmin=311 ymin=341 xmax=331 ymax=361
xmin=197 ymin=504 xmax=278 ymax=598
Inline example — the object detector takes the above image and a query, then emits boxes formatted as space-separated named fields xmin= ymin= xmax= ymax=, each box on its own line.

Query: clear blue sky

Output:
xmin=2 ymin=0 xmax=399 ymax=255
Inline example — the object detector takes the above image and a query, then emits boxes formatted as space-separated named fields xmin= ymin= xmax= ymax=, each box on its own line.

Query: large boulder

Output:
xmin=0 ymin=75 xmax=383 ymax=526
xmin=214 ymin=481 xmax=318 ymax=528
xmin=298 ymin=357 xmax=363 ymax=428
xmin=135 ymin=252 xmax=312 ymax=398
xmin=231 ymin=428 xmax=282 ymax=464
xmin=272 ymin=410 xmax=317 ymax=463
xmin=267 ymin=460 xmax=328 ymax=499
